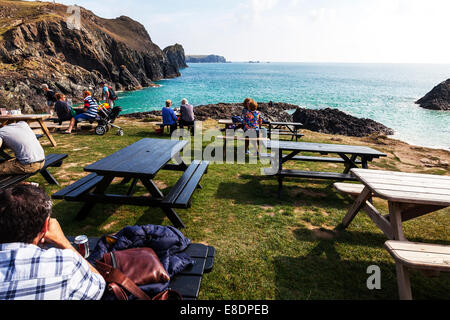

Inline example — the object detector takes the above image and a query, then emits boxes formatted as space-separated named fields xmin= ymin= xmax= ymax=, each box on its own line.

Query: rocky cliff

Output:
xmin=185 ymin=55 xmax=226 ymax=63
xmin=0 ymin=0 xmax=183 ymax=112
xmin=164 ymin=44 xmax=188 ymax=70
xmin=416 ymin=79 xmax=450 ymax=111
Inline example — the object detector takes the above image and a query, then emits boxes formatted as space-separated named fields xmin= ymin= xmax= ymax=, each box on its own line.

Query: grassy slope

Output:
xmin=31 ymin=118 xmax=450 ymax=300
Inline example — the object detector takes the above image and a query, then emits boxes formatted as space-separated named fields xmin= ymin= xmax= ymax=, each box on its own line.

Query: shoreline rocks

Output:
xmin=416 ymin=79 xmax=450 ymax=111
xmin=123 ymin=102 xmax=394 ymax=137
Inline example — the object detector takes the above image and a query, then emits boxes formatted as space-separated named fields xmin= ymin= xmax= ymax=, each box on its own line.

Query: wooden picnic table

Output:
xmin=268 ymin=121 xmax=304 ymax=141
xmin=0 ymin=114 xmax=57 ymax=147
xmin=338 ymin=169 xmax=450 ymax=241
xmin=263 ymin=140 xmax=387 ymax=198
xmin=53 ymin=138 xmax=209 ymax=229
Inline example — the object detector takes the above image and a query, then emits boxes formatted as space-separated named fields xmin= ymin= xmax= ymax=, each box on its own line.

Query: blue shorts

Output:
xmin=74 ymin=113 xmax=95 ymax=122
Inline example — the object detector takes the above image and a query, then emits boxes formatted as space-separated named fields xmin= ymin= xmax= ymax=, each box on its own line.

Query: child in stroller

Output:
xmin=94 ymin=103 xmax=124 ymax=136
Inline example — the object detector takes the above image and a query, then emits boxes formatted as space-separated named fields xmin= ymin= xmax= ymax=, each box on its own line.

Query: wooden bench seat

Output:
xmin=334 ymin=183 xmax=365 ymax=197
xmin=385 ymin=241 xmax=450 ymax=300
xmin=275 ymin=169 xmax=357 ymax=181
xmin=0 ymin=153 xmax=68 ymax=189
xmin=162 ymin=160 xmax=209 ymax=209
xmin=52 ymin=173 xmax=103 ymax=200
xmin=217 ymin=135 xmax=269 ymax=142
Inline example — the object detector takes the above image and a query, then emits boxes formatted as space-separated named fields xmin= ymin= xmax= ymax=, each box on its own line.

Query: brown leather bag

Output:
xmin=96 ymin=247 xmax=180 ymax=300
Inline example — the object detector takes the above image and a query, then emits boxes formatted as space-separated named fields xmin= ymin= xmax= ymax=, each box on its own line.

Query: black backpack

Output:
xmin=108 ymin=86 xmax=118 ymax=101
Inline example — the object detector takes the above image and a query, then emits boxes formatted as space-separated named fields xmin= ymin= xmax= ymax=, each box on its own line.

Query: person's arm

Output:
xmin=44 ymin=218 xmax=101 ymax=276
xmin=171 ymin=109 xmax=178 ymax=122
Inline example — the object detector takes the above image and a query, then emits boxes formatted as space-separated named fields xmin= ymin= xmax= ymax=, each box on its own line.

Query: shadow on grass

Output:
xmin=215 ymin=175 xmax=349 ymax=209
xmin=273 ymin=227 xmax=450 ymax=300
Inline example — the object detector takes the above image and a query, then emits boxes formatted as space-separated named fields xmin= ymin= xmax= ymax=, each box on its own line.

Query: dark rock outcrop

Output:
xmin=124 ymin=101 xmax=394 ymax=137
xmin=0 ymin=0 xmax=182 ymax=112
xmin=185 ymin=55 xmax=226 ymax=63
xmin=416 ymin=79 xmax=450 ymax=111
xmin=164 ymin=44 xmax=188 ymax=69
xmin=292 ymin=108 xmax=394 ymax=137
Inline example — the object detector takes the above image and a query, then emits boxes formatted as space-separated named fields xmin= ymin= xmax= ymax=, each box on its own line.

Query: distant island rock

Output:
xmin=0 ymin=0 xmax=185 ymax=113
xmin=124 ymin=102 xmax=394 ymax=137
xmin=185 ymin=55 xmax=227 ymax=63
xmin=416 ymin=79 xmax=450 ymax=111
xmin=164 ymin=44 xmax=188 ymax=69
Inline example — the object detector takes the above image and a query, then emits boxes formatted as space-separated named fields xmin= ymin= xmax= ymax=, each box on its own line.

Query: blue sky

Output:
xmin=41 ymin=0 xmax=450 ymax=63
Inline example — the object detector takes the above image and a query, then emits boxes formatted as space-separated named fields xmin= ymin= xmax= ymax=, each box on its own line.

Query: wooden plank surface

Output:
xmin=385 ymin=241 xmax=450 ymax=270
xmin=270 ymin=122 xmax=303 ymax=127
xmin=85 ymin=139 xmax=188 ymax=178
xmin=0 ymin=114 xmax=52 ymax=121
xmin=352 ymin=169 xmax=450 ymax=206
xmin=263 ymin=141 xmax=387 ymax=157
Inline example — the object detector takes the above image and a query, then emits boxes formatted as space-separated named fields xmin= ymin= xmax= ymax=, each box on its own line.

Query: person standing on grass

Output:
xmin=100 ymin=82 xmax=116 ymax=108
xmin=0 ymin=185 xmax=106 ymax=300
xmin=41 ymin=84 xmax=57 ymax=115
xmin=0 ymin=122 xmax=45 ymax=175
xmin=64 ymin=90 xmax=99 ymax=134
xmin=162 ymin=100 xmax=178 ymax=134
xmin=243 ymin=100 xmax=263 ymax=155
xmin=179 ymin=98 xmax=195 ymax=134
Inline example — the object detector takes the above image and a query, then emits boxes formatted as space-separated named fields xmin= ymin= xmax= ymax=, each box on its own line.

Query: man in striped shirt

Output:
xmin=0 ymin=185 xmax=106 ymax=300
xmin=64 ymin=90 xmax=99 ymax=134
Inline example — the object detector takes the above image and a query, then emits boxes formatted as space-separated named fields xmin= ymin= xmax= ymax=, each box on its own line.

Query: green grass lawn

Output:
xmin=30 ymin=119 xmax=450 ymax=300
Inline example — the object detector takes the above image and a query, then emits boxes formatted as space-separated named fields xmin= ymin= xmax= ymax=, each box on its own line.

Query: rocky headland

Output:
xmin=123 ymin=102 xmax=394 ymax=138
xmin=416 ymin=79 xmax=450 ymax=111
xmin=0 ymin=0 xmax=187 ymax=113
xmin=185 ymin=55 xmax=227 ymax=63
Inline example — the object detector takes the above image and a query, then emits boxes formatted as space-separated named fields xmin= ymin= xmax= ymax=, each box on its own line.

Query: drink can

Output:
xmin=74 ymin=235 xmax=90 ymax=258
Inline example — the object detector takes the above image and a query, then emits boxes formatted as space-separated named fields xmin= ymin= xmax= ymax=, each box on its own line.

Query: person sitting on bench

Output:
xmin=64 ymin=90 xmax=99 ymax=134
xmin=0 ymin=122 xmax=45 ymax=175
xmin=179 ymin=98 xmax=195 ymax=133
xmin=0 ymin=185 xmax=106 ymax=300
xmin=162 ymin=100 xmax=178 ymax=134
xmin=243 ymin=100 xmax=264 ymax=155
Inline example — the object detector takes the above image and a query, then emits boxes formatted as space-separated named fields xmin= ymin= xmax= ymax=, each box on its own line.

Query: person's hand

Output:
xmin=43 ymin=218 xmax=71 ymax=249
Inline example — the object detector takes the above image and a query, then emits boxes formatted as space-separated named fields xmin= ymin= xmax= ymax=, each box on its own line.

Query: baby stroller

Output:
xmin=94 ymin=103 xmax=124 ymax=136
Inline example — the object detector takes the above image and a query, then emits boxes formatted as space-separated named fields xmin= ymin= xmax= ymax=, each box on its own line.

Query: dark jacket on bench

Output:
xmin=88 ymin=224 xmax=193 ymax=299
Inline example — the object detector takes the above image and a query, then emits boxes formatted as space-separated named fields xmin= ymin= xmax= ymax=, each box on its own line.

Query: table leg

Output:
xmin=40 ymin=169 xmax=60 ymax=185
xmin=75 ymin=176 xmax=114 ymax=221
xmin=337 ymin=186 xmax=373 ymax=230
xmin=38 ymin=119 xmax=57 ymax=147
xmin=395 ymin=263 xmax=413 ymax=300
xmin=340 ymin=154 xmax=359 ymax=174
xmin=141 ymin=178 xmax=186 ymax=229
xmin=127 ymin=178 xmax=139 ymax=196
xmin=388 ymin=202 xmax=407 ymax=241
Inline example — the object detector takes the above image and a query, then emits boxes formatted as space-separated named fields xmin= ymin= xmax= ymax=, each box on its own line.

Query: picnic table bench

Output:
xmin=385 ymin=241 xmax=450 ymax=300
xmin=53 ymin=139 xmax=208 ymax=228
xmin=67 ymin=237 xmax=216 ymax=300
xmin=0 ymin=138 xmax=67 ymax=188
xmin=337 ymin=169 xmax=450 ymax=241
xmin=262 ymin=140 xmax=387 ymax=198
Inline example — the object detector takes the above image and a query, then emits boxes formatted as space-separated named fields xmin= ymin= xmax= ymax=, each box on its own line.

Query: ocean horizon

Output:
xmin=117 ymin=62 xmax=450 ymax=150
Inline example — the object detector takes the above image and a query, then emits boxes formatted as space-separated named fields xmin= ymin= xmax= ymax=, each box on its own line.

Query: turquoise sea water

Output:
xmin=117 ymin=63 xmax=450 ymax=149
